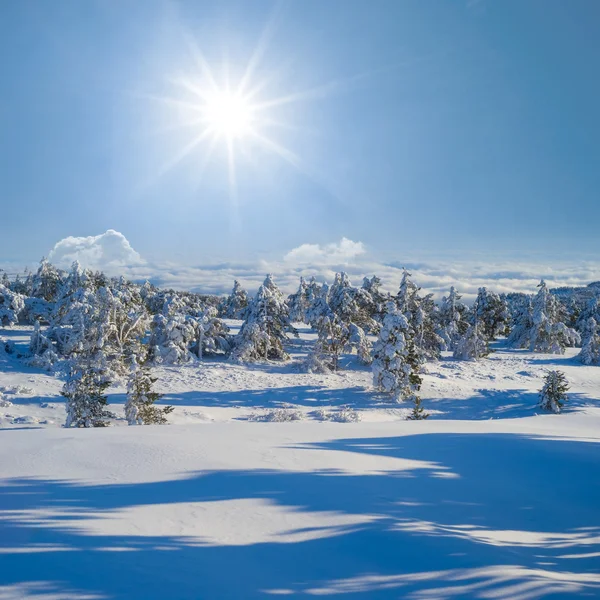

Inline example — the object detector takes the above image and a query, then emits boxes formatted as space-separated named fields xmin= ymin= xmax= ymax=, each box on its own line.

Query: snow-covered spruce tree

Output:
xmin=528 ymin=280 xmax=580 ymax=354
xmin=125 ymin=359 xmax=173 ymax=425
xmin=0 ymin=284 xmax=25 ymax=326
xmin=149 ymin=312 xmax=197 ymax=364
xmin=579 ymin=317 xmax=600 ymax=365
xmin=395 ymin=269 xmax=443 ymax=362
xmin=287 ymin=277 xmax=311 ymax=324
xmin=362 ymin=275 xmax=388 ymax=323
xmin=220 ymin=280 xmax=249 ymax=319
xmin=304 ymin=312 xmax=349 ymax=373
xmin=539 ymin=370 xmax=569 ymax=413
xmin=576 ymin=297 xmax=600 ymax=334
xmin=62 ymin=363 xmax=114 ymax=428
xmin=507 ymin=297 xmax=534 ymax=349
xmin=474 ymin=288 xmax=509 ymax=340
xmin=232 ymin=274 xmax=293 ymax=362
xmin=31 ymin=258 xmax=62 ymax=302
xmin=327 ymin=272 xmax=377 ymax=361
xmin=438 ymin=286 xmax=469 ymax=350
xmin=453 ymin=319 xmax=489 ymax=361
xmin=190 ymin=307 xmax=232 ymax=359
xmin=372 ymin=302 xmax=422 ymax=402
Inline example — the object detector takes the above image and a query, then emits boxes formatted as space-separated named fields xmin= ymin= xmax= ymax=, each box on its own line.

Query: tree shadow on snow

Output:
xmin=1 ymin=432 xmax=599 ymax=599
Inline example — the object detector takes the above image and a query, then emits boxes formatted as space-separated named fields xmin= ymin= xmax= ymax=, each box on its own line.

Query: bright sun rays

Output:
xmin=203 ymin=90 xmax=255 ymax=139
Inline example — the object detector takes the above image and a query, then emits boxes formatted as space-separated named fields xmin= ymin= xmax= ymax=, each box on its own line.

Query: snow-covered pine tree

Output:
xmin=453 ymin=321 xmax=489 ymax=360
xmin=220 ymin=280 xmax=250 ymax=319
xmin=438 ymin=286 xmax=468 ymax=350
xmin=395 ymin=269 xmax=442 ymax=362
xmin=528 ymin=280 xmax=580 ymax=353
xmin=287 ymin=277 xmax=311 ymax=324
xmin=407 ymin=395 xmax=429 ymax=420
xmin=0 ymin=284 xmax=25 ymax=326
xmin=372 ymin=301 xmax=422 ymax=402
xmin=474 ymin=288 xmax=509 ymax=340
xmin=27 ymin=321 xmax=59 ymax=370
xmin=362 ymin=275 xmax=388 ymax=323
xmin=507 ymin=297 xmax=534 ymax=349
xmin=62 ymin=363 xmax=114 ymax=428
xmin=539 ymin=370 xmax=569 ymax=413
xmin=232 ymin=274 xmax=292 ymax=362
xmin=579 ymin=317 xmax=600 ymax=365
xmin=125 ymin=359 xmax=173 ymax=425
xmin=575 ymin=297 xmax=600 ymax=334
xmin=31 ymin=258 xmax=62 ymax=302
xmin=304 ymin=313 xmax=349 ymax=373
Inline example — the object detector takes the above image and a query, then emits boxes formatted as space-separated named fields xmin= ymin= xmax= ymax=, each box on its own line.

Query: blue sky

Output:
xmin=1 ymin=0 xmax=599 ymax=273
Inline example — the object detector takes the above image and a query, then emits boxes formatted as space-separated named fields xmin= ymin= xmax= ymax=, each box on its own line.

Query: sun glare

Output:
xmin=204 ymin=91 xmax=254 ymax=138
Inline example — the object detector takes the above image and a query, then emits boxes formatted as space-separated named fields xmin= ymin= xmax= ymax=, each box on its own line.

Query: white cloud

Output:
xmin=42 ymin=231 xmax=600 ymax=301
xmin=48 ymin=230 xmax=144 ymax=272
xmin=284 ymin=238 xmax=366 ymax=265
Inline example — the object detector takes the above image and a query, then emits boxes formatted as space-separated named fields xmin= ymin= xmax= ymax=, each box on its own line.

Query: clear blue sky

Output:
xmin=1 ymin=0 xmax=599 ymax=267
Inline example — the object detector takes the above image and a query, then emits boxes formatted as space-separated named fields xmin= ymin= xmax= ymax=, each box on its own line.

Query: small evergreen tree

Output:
xmin=62 ymin=364 xmax=114 ymax=428
xmin=407 ymin=396 xmax=429 ymax=420
xmin=438 ymin=286 xmax=468 ymax=350
xmin=125 ymin=360 xmax=173 ymax=425
xmin=372 ymin=302 xmax=422 ymax=402
xmin=287 ymin=277 xmax=311 ymax=324
xmin=453 ymin=320 xmax=489 ymax=361
xmin=232 ymin=274 xmax=293 ymax=362
xmin=539 ymin=370 xmax=569 ymax=413
xmin=474 ymin=287 xmax=509 ymax=340
xmin=579 ymin=317 xmax=600 ymax=365
xmin=220 ymin=280 xmax=249 ymax=319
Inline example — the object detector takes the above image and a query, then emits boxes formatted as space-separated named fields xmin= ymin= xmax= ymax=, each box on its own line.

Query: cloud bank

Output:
xmin=48 ymin=230 xmax=144 ymax=271
xmin=44 ymin=230 xmax=600 ymax=301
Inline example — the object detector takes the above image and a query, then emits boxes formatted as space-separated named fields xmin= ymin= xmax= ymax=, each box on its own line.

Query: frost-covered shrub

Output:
xmin=539 ymin=370 xmax=569 ymax=413
xmin=372 ymin=301 xmax=422 ymax=402
xmin=250 ymin=404 xmax=303 ymax=422
xmin=316 ymin=405 xmax=361 ymax=423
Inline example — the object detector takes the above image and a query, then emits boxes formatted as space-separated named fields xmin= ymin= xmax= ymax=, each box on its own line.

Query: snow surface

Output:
xmin=1 ymin=324 xmax=599 ymax=598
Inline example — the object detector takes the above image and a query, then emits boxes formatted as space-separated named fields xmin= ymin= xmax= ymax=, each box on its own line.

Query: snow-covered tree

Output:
xmin=474 ymin=288 xmax=509 ymax=340
xmin=539 ymin=370 xmax=569 ymax=413
xmin=407 ymin=396 xmax=429 ymax=420
xmin=453 ymin=321 xmax=489 ymax=361
xmin=528 ymin=280 xmax=580 ymax=353
xmin=31 ymin=259 xmax=62 ymax=302
xmin=220 ymin=280 xmax=249 ymax=319
xmin=579 ymin=317 xmax=600 ymax=365
xmin=190 ymin=308 xmax=232 ymax=359
xmin=0 ymin=284 xmax=25 ymax=326
xmin=26 ymin=321 xmax=59 ymax=370
xmin=395 ymin=270 xmax=442 ymax=362
xmin=576 ymin=297 xmax=600 ymax=334
xmin=287 ymin=277 xmax=311 ymax=324
xmin=361 ymin=275 xmax=388 ymax=323
xmin=372 ymin=302 xmax=422 ymax=402
xmin=507 ymin=298 xmax=534 ymax=349
xmin=62 ymin=363 xmax=114 ymax=428
xmin=232 ymin=274 xmax=293 ymax=362
xmin=125 ymin=360 xmax=173 ymax=425
xmin=304 ymin=313 xmax=349 ymax=373
xmin=328 ymin=272 xmax=377 ymax=333
xmin=438 ymin=287 xmax=468 ymax=350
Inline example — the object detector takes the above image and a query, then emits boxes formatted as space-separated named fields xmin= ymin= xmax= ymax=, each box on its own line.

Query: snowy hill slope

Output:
xmin=1 ymin=418 xmax=599 ymax=599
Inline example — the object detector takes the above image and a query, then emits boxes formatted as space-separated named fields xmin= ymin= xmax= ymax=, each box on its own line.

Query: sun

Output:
xmin=203 ymin=90 xmax=254 ymax=139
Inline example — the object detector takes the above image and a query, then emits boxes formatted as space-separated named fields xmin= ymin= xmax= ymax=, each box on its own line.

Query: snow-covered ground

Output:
xmin=1 ymin=324 xmax=599 ymax=598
